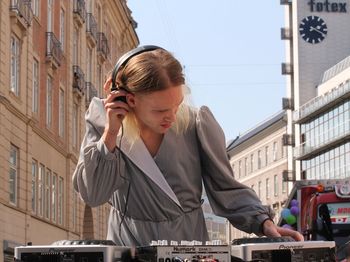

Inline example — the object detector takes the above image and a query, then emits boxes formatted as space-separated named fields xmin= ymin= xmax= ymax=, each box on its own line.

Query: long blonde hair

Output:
xmin=115 ymin=48 xmax=191 ymax=142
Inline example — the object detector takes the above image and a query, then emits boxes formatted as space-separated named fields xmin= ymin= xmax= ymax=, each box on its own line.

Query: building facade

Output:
xmin=0 ymin=0 xmax=138 ymax=260
xmin=294 ymin=57 xmax=350 ymax=180
xmin=227 ymin=111 xmax=289 ymax=240
xmin=281 ymin=0 xmax=350 ymax=180
xmin=201 ymin=193 xmax=228 ymax=244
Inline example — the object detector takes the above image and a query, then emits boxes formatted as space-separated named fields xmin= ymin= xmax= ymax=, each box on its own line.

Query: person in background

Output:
xmin=72 ymin=45 xmax=303 ymax=246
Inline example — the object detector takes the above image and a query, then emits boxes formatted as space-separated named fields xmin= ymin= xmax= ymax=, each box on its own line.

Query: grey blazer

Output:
xmin=72 ymin=97 xmax=274 ymax=246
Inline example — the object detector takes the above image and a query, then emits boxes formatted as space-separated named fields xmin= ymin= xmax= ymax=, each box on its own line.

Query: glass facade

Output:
xmin=300 ymin=99 xmax=350 ymax=179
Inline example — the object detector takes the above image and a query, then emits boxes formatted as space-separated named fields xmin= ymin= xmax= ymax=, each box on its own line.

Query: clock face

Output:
xmin=299 ymin=16 xmax=327 ymax=44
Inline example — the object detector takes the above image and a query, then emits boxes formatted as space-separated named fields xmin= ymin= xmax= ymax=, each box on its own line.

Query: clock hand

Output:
xmin=310 ymin=26 xmax=325 ymax=37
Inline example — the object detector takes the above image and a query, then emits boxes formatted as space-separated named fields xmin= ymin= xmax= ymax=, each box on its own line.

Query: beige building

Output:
xmin=0 ymin=0 xmax=138 ymax=260
xmin=227 ymin=111 xmax=289 ymax=240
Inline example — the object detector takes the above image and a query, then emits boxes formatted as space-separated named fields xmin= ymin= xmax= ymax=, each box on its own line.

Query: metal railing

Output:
xmin=86 ymin=13 xmax=98 ymax=42
xmin=97 ymin=32 xmax=109 ymax=59
xmin=85 ymin=82 xmax=98 ymax=105
xmin=73 ymin=0 xmax=86 ymax=23
xmin=46 ymin=32 xmax=63 ymax=66
xmin=293 ymin=80 xmax=350 ymax=122
xmin=73 ymin=66 xmax=85 ymax=94
xmin=321 ymin=55 xmax=350 ymax=84
xmin=10 ymin=0 xmax=33 ymax=26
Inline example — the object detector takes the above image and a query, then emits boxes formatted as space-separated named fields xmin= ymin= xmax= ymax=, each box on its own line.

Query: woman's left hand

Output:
xmin=262 ymin=219 xmax=304 ymax=241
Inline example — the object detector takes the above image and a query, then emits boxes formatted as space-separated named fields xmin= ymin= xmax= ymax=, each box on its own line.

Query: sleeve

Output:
xmin=196 ymin=106 xmax=275 ymax=235
xmin=72 ymin=98 xmax=125 ymax=207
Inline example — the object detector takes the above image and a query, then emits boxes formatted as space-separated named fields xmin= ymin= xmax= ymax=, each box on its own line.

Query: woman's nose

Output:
xmin=166 ymin=109 xmax=177 ymax=122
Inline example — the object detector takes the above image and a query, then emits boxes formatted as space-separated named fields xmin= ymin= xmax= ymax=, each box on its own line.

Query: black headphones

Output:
xmin=110 ymin=45 xmax=163 ymax=92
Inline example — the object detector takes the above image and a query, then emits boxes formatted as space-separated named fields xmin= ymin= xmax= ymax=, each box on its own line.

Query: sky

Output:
xmin=127 ymin=0 xmax=287 ymax=142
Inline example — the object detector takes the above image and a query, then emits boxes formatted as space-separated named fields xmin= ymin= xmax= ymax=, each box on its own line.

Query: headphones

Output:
xmin=110 ymin=45 xmax=163 ymax=92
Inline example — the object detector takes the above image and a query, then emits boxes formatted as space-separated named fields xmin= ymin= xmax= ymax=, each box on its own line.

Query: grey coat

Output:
xmin=72 ymin=97 xmax=274 ymax=246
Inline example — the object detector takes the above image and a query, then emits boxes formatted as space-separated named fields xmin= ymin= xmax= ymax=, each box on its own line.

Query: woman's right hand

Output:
xmin=102 ymin=78 xmax=130 ymax=152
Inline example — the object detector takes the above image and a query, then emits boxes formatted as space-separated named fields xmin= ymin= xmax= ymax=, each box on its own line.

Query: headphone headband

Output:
xmin=111 ymin=45 xmax=163 ymax=91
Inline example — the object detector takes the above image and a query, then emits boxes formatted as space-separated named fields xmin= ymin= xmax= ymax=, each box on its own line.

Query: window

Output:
xmin=45 ymin=169 xmax=51 ymax=219
xmin=38 ymin=164 xmax=45 ymax=216
xmin=73 ymin=28 xmax=79 ymax=65
xmin=258 ymin=181 xmax=262 ymax=198
xmin=250 ymin=154 xmax=254 ymax=173
xmin=86 ymin=0 xmax=93 ymax=12
xmin=10 ymin=36 xmax=20 ymax=96
xmin=31 ymin=160 xmax=38 ymax=213
xmin=32 ymin=0 xmax=39 ymax=17
xmin=266 ymin=178 xmax=270 ymax=199
xmin=97 ymin=64 xmax=102 ymax=96
xmin=52 ymin=173 xmax=57 ymax=222
xmin=32 ymin=59 xmax=39 ymax=113
xmin=273 ymin=142 xmax=277 ymax=161
xmin=86 ymin=47 xmax=92 ymax=82
xmin=258 ymin=150 xmax=262 ymax=169
xmin=244 ymin=157 xmax=248 ymax=176
xmin=58 ymin=177 xmax=64 ymax=225
xmin=60 ymin=8 xmax=65 ymax=51
xmin=274 ymin=175 xmax=278 ymax=197
xmin=73 ymin=103 xmax=79 ymax=149
xmin=265 ymin=146 xmax=269 ymax=166
xmin=47 ymin=0 xmax=53 ymax=32
xmin=9 ymin=145 xmax=19 ymax=205
xmin=46 ymin=76 xmax=52 ymax=127
xmin=238 ymin=160 xmax=242 ymax=178
xmin=59 ymin=88 xmax=65 ymax=137
xmin=72 ymin=189 xmax=78 ymax=231
xmin=282 ymin=180 xmax=287 ymax=193
xmin=97 ymin=5 xmax=102 ymax=30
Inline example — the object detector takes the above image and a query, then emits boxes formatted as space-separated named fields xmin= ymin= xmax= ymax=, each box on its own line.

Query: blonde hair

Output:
xmin=115 ymin=48 xmax=191 ymax=142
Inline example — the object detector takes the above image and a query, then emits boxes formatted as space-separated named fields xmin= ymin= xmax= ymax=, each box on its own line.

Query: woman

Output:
xmin=73 ymin=46 xmax=303 ymax=246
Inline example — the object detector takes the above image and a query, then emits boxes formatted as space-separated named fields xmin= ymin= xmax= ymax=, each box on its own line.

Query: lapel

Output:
xmin=118 ymin=135 xmax=183 ymax=210
xmin=89 ymin=98 xmax=183 ymax=209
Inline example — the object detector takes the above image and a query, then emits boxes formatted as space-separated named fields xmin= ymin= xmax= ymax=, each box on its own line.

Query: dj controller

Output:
xmin=14 ymin=237 xmax=336 ymax=262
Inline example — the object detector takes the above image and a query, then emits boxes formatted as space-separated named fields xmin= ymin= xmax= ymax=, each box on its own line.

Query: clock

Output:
xmin=299 ymin=16 xmax=327 ymax=44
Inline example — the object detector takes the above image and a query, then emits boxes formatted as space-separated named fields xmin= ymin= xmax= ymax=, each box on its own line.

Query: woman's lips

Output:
xmin=161 ymin=123 xmax=171 ymax=128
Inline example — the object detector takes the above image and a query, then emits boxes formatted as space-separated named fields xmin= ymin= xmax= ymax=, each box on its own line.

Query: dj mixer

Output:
xmin=14 ymin=237 xmax=336 ymax=262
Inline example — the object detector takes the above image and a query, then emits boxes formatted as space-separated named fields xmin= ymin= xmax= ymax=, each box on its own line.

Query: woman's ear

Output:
xmin=126 ymin=93 xmax=136 ymax=107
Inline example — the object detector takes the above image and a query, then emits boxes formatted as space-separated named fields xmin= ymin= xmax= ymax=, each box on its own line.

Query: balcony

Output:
xmin=294 ymin=80 xmax=350 ymax=123
xmin=280 ymin=0 xmax=291 ymax=5
xmin=73 ymin=66 xmax=85 ymax=97
xmin=294 ymin=122 xmax=350 ymax=160
xmin=73 ymin=0 xmax=86 ymax=26
xmin=46 ymin=32 xmax=63 ymax=69
xmin=86 ymin=13 xmax=98 ymax=46
xmin=10 ymin=0 xmax=33 ymax=30
xmin=281 ymin=28 xmax=292 ymax=40
xmin=97 ymin=32 xmax=109 ymax=63
xmin=85 ymin=82 xmax=98 ymax=106
xmin=281 ymin=62 xmax=293 ymax=75
xmin=282 ymin=97 xmax=293 ymax=110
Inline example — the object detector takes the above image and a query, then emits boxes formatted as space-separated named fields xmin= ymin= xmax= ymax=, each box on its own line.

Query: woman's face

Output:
xmin=130 ymin=85 xmax=184 ymax=134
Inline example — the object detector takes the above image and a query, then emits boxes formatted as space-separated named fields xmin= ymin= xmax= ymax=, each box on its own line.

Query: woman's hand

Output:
xmin=262 ymin=219 xmax=304 ymax=241
xmin=102 ymin=78 xmax=130 ymax=152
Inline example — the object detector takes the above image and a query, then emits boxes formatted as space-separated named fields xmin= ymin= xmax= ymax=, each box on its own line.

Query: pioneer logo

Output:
xmin=279 ymin=244 xmax=304 ymax=250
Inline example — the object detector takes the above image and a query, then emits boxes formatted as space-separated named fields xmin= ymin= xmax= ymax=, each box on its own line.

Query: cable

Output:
xmin=117 ymin=122 xmax=132 ymax=246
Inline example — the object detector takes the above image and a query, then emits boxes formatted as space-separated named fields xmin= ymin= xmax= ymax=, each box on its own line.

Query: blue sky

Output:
xmin=127 ymin=1 xmax=286 ymax=141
